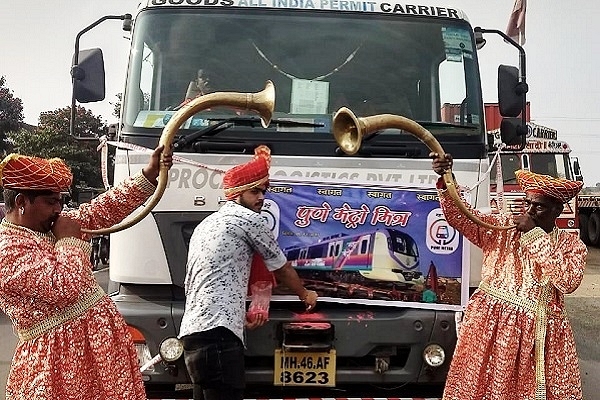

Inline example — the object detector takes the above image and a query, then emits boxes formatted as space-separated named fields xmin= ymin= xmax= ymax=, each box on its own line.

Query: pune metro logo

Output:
xmin=426 ymin=208 xmax=459 ymax=254
xmin=260 ymin=199 xmax=280 ymax=239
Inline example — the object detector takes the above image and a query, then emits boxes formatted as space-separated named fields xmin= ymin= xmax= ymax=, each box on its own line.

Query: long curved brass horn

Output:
xmin=332 ymin=107 xmax=515 ymax=230
xmin=82 ymin=80 xmax=276 ymax=236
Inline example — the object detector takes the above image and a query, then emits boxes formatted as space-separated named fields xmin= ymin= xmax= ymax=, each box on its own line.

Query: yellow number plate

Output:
xmin=273 ymin=349 xmax=336 ymax=387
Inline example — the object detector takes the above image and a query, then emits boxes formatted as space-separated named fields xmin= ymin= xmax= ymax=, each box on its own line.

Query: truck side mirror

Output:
xmin=498 ymin=65 xmax=526 ymax=118
xmin=72 ymin=48 xmax=106 ymax=103
xmin=500 ymin=117 xmax=526 ymax=147
xmin=571 ymin=157 xmax=584 ymax=181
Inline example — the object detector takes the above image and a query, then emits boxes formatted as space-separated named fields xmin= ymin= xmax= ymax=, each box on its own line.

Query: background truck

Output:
xmin=70 ymin=1 xmax=527 ymax=397
xmin=572 ymin=157 xmax=600 ymax=246
xmin=577 ymin=193 xmax=600 ymax=246
xmin=485 ymin=108 xmax=579 ymax=231
xmin=484 ymin=104 xmax=600 ymax=248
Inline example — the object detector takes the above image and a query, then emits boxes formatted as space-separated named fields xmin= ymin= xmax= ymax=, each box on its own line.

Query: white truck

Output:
xmin=70 ymin=1 xmax=527 ymax=397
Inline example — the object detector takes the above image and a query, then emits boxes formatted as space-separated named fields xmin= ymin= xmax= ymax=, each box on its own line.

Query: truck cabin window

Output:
xmin=123 ymin=9 xmax=483 ymax=143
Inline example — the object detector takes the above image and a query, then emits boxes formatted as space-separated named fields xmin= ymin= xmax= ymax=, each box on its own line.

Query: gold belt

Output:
xmin=17 ymin=285 xmax=106 ymax=342
xmin=478 ymin=281 xmax=554 ymax=400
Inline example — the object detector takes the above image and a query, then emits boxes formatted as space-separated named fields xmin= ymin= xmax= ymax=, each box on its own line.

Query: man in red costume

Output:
xmin=180 ymin=145 xmax=318 ymax=400
xmin=0 ymin=145 xmax=173 ymax=399
xmin=431 ymin=152 xmax=586 ymax=400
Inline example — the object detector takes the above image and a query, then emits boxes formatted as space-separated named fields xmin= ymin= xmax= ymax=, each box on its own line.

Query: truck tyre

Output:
xmin=588 ymin=212 xmax=600 ymax=246
xmin=580 ymin=214 xmax=590 ymax=245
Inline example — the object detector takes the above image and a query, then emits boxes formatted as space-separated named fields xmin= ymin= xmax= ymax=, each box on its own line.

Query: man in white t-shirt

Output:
xmin=179 ymin=145 xmax=318 ymax=400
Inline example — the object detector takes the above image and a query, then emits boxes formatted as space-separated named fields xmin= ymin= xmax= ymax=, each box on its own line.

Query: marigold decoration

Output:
xmin=515 ymin=169 xmax=583 ymax=203
xmin=223 ymin=145 xmax=271 ymax=200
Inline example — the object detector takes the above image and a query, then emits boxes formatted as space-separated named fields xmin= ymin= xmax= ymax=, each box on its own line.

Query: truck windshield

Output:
xmin=123 ymin=8 xmax=484 ymax=151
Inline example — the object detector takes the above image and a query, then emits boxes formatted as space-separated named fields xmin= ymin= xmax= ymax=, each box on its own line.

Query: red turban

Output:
xmin=515 ymin=169 xmax=583 ymax=203
xmin=223 ymin=145 xmax=271 ymax=200
xmin=0 ymin=154 xmax=73 ymax=192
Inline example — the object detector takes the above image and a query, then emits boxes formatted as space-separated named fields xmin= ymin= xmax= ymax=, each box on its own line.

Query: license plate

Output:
xmin=273 ymin=349 xmax=336 ymax=387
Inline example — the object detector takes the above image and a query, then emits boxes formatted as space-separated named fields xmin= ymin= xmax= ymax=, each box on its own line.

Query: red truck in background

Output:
xmin=483 ymin=103 xmax=579 ymax=231
xmin=482 ymin=103 xmax=600 ymax=246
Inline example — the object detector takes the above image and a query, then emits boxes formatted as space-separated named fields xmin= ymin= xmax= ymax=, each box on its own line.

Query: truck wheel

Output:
xmin=580 ymin=214 xmax=590 ymax=245
xmin=588 ymin=212 xmax=600 ymax=246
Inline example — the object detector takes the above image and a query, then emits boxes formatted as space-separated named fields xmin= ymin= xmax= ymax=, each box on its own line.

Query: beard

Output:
xmin=239 ymin=197 xmax=263 ymax=213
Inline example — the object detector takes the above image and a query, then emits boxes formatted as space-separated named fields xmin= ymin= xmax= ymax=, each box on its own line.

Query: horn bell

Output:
xmin=253 ymin=80 xmax=275 ymax=128
xmin=332 ymin=107 xmax=362 ymax=155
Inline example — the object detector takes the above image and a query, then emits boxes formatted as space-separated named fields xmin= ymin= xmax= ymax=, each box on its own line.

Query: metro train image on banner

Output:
xmin=283 ymin=228 xmax=423 ymax=283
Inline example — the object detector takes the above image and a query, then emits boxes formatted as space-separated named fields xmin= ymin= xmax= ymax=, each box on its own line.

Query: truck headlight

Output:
xmin=423 ymin=343 xmax=445 ymax=367
xmin=159 ymin=337 xmax=184 ymax=363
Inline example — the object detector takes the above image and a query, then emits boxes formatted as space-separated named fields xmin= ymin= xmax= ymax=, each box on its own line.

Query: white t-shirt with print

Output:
xmin=178 ymin=201 xmax=287 ymax=342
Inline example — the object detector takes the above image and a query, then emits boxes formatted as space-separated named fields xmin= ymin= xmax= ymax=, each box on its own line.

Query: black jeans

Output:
xmin=182 ymin=327 xmax=245 ymax=400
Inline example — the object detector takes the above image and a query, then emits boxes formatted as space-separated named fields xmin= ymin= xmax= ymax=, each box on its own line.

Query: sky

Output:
xmin=1 ymin=1 xmax=600 ymax=185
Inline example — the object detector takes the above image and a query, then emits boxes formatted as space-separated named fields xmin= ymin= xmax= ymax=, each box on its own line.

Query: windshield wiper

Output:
xmin=209 ymin=116 xmax=324 ymax=128
xmin=351 ymin=121 xmax=477 ymax=148
xmin=356 ymin=121 xmax=479 ymax=144
xmin=359 ymin=145 xmax=421 ymax=157
xmin=416 ymin=121 xmax=479 ymax=129
xmin=173 ymin=116 xmax=324 ymax=150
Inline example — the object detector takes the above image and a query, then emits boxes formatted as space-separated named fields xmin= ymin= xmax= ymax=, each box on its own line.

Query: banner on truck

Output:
xmin=264 ymin=179 xmax=469 ymax=310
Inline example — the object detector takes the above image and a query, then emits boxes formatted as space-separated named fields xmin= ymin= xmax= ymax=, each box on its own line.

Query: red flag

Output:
xmin=505 ymin=0 xmax=527 ymax=45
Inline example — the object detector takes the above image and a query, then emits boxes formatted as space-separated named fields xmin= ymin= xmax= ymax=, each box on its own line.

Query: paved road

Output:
xmin=1 ymin=253 xmax=599 ymax=399
xmin=566 ymin=245 xmax=600 ymax=398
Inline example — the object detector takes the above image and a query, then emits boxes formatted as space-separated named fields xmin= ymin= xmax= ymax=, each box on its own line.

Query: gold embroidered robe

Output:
xmin=0 ymin=173 xmax=154 ymax=400
xmin=439 ymin=189 xmax=586 ymax=400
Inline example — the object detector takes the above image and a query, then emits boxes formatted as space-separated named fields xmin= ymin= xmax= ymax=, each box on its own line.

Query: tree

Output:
xmin=111 ymin=92 xmax=149 ymax=120
xmin=111 ymin=93 xmax=123 ymax=119
xmin=39 ymin=105 xmax=107 ymax=138
xmin=0 ymin=76 xmax=24 ymax=151
xmin=8 ymin=106 xmax=106 ymax=193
